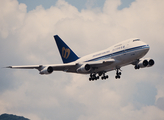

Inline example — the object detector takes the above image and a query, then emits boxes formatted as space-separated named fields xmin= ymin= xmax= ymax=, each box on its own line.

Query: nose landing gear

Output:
xmin=115 ymin=69 xmax=121 ymax=79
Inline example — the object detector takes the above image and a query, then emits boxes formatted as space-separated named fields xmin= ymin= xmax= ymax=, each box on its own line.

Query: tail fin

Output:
xmin=54 ymin=35 xmax=79 ymax=63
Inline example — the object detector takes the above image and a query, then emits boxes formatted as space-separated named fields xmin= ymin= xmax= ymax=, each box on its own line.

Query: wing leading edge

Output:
xmin=6 ymin=63 xmax=78 ymax=74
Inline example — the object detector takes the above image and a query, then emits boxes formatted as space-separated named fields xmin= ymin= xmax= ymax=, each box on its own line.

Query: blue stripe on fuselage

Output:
xmin=85 ymin=45 xmax=149 ymax=62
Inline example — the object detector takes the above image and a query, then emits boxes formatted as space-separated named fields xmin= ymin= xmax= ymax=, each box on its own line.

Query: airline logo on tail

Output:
xmin=62 ymin=47 xmax=70 ymax=59
xmin=54 ymin=35 xmax=79 ymax=63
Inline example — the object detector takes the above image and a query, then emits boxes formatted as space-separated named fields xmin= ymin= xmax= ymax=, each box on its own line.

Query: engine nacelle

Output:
xmin=39 ymin=66 xmax=53 ymax=75
xmin=138 ymin=59 xmax=149 ymax=68
xmin=146 ymin=58 xmax=155 ymax=67
xmin=136 ymin=58 xmax=154 ymax=69
xmin=76 ymin=64 xmax=91 ymax=73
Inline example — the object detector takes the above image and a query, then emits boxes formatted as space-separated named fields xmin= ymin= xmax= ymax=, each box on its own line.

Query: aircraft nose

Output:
xmin=142 ymin=41 xmax=150 ymax=49
xmin=144 ymin=44 xmax=150 ymax=52
xmin=147 ymin=44 xmax=150 ymax=49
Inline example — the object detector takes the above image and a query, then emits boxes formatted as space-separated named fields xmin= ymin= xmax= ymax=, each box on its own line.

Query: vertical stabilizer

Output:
xmin=54 ymin=35 xmax=79 ymax=63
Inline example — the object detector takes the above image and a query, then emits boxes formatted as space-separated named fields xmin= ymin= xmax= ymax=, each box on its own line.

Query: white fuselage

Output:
xmin=75 ymin=38 xmax=149 ymax=74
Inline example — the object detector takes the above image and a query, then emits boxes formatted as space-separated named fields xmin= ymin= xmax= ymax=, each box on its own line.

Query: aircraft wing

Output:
xmin=50 ymin=63 xmax=77 ymax=72
xmin=50 ymin=59 xmax=115 ymax=71
xmin=6 ymin=65 xmax=41 ymax=70
xmin=6 ymin=59 xmax=115 ymax=74
xmin=6 ymin=63 xmax=78 ymax=73
xmin=76 ymin=59 xmax=115 ymax=73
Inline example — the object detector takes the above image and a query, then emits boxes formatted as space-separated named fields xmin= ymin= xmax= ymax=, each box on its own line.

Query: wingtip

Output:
xmin=6 ymin=66 xmax=12 ymax=68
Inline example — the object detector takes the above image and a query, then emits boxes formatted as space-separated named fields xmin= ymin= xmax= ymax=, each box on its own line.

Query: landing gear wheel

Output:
xmin=135 ymin=65 xmax=140 ymax=69
xmin=89 ymin=72 xmax=109 ymax=81
xmin=97 ymin=76 xmax=99 ymax=79
xmin=101 ymin=75 xmax=108 ymax=80
xmin=115 ymin=68 xmax=121 ymax=79
xmin=106 ymin=75 xmax=108 ymax=79
xmin=118 ymin=72 xmax=121 ymax=75
xmin=89 ymin=73 xmax=100 ymax=81
xmin=115 ymin=75 xmax=120 ymax=79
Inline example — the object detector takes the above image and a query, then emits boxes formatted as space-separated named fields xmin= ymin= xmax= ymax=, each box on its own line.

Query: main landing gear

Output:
xmin=115 ymin=69 xmax=121 ymax=79
xmin=89 ymin=72 xmax=108 ymax=81
xmin=134 ymin=65 xmax=140 ymax=69
xmin=101 ymin=73 xmax=108 ymax=80
xmin=89 ymin=69 xmax=122 ymax=81
xmin=89 ymin=73 xmax=99 ymax=81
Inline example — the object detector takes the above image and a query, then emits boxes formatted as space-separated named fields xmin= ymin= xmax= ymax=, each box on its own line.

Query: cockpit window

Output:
xmin=133 ymin=39 xmax=140 ymax=42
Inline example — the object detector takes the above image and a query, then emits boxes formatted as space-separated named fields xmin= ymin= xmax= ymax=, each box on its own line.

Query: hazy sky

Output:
xmin=17 ymin=0 xmax=135 ymax=11
xmin=0 ymin=0 xmax=164 ymax=120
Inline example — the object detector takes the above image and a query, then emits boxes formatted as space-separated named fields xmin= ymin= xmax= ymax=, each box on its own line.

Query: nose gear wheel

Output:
xmin=115 ymin=68 xmax=121 ymax=79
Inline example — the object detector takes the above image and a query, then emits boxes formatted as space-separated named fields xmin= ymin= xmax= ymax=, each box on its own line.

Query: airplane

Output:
xmin=6 ymin=35 xmax=155 ymax=81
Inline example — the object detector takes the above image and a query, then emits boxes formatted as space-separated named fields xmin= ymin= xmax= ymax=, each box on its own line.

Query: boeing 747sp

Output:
xmin=7 ymin=35 xmax=154 ymax=80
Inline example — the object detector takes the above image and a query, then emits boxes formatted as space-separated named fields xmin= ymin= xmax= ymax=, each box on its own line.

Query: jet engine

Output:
xmin=77 ymin=64 xmax=91 ymax=73
xmin=147 ymin=59 xmax=155 ymax=67
xmin=135 ymin=58 xmax=154 ymax=69
xmin=39 ymin=66 xmax=53 ymax=75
